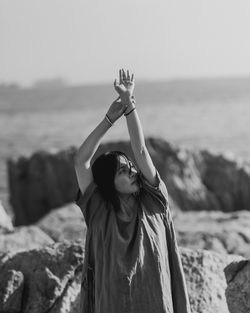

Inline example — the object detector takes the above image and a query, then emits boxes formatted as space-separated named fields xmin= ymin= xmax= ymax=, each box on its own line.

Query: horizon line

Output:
xmin=1 ymin=74 xmax=250 ymax=90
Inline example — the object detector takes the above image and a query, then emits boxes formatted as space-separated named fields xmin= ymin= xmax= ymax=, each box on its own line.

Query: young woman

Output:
xmin=74 ymin=69 xmax=191 ymax=313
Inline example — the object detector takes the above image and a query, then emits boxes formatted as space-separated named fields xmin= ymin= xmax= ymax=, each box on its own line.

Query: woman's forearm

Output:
xmin=125 ymin=108 xmax=146 ymax=153
xmin=74 ymin=96 xmax=127 ymax=166
xmin=125 ymin=100 xmax=157 ymax=185
xmin=74 ymin=117 xmax=111 ymax=166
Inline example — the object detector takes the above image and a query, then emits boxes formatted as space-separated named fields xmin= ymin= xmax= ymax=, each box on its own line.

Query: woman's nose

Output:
xmin=129 ymin=167 xmax=137 ymax=176
xmin=131 ymin=167 xmax=137 ymax=174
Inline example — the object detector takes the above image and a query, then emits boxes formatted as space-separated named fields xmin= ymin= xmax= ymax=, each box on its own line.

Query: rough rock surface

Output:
xmin=8 ymin=147 xmax=78 ymax=226
xmin=0 ymin=200 xmax=13 ymax=233
xmin=193 ymin=150 xmax=250 ymax=212
xmin=0 ymin=241 xmax=84 ymax=313
xmin=174 ymin=210 xmax=250 ymax=258
xmin=36 ymin=202 xmax=250 ymax=258
xmin=36 ymin=203 xmax=86 ymax=244
xmin=8 ymin=138 xmax=250 ymax=226
xmin=181 ymin=248 xmax=243 ymax=313
xmin=96 ymin=139 xmax=221 ymax=212
xmin=0 ymin=269 xmax=24 ymax=313
xmin=0 ymin=225 xmax=54 ymax=253
xmin=0 ymin=241 xmax=244 ymax=313
xmin=90 ymin=138 xmax=250 ymax=214
xmin=224 ymin=259 xmax=250 ymax=313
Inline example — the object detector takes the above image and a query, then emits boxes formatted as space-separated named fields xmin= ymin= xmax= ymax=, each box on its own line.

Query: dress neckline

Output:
xmin=117 ymin=194 xmax=139 ymax=221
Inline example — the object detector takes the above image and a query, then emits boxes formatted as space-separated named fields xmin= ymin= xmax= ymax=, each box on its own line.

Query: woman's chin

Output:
xmin=132 ymin=183 xmax=139 ymax=192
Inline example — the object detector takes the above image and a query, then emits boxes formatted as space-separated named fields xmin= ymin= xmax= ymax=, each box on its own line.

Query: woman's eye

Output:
xmin=120 ymin=168 xmax=128 ymax=174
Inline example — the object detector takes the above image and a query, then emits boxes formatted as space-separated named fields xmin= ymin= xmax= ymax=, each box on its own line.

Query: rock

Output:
xmin=0 ymin=239 xmax=245 ymax=313
xmin=0 ymin=241 xmax=84 ymax=313
xmin=194 ymin=150 xmax=250 ymax=212
xmin=36 ymin=203 xmax=86 ymax=244
xmin=224 ymin=259 xmax=250 ymax=313
xmin=8 ymin=138 xmax=250 ymax=226
xmin=36 ymin=202 xmax=250 ymax=258
xmin=0 ymin=226 xmax=54 ymax=253
xmin=0 ymin=270 xmax=24 ymax=313
xmin=0 ymin=200 xmax=13 ymax=233
xmin=174 ymin=210 xmax=250 ymax=258
xmin=7 ymin=147 xmax=78 ymax=226
xmin=180 ymin=248 xmax=243 ymax=313
xmin=98 ymin=139 xmax=221 ymax=212
xmin=48 ymin=279 xmax=81 ymax=313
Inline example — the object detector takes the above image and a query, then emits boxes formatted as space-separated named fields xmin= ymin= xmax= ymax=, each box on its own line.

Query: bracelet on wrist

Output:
xmin=105 ymin=114 xmax=113 ymax=126
xmin=124 ymin=107 xmax=136 ymax=117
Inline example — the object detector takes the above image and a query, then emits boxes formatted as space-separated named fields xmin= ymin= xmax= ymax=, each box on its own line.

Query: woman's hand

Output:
xmin=106 ymin=97 xmax=128 ymax=124
xmin=114 ymin=69 xmax=135 ymax=103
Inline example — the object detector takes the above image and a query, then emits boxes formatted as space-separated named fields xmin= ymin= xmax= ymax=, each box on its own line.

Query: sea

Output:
xmin=1 ymin=76 xmax=250 ymax=212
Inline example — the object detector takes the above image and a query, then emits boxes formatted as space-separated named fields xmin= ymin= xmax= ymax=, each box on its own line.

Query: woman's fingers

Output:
xmin=121 ymin=69 xmax=134 ymax=83
xmin=127 ymin=70 xmax=130 ymax=80
xmin=113 ymin=79 xmax=120 ymax=95
xmin=119 ymin=69 xmax=123 ymax=85
xmin=122 ymin=69 xmax=126 ymax=81
xmin=117 ymin=68 xmax=134 ymax=87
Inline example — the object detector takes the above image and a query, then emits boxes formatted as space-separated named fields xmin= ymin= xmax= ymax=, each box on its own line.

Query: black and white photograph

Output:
xmin=0 ymin=1 xmax=250 ymax=312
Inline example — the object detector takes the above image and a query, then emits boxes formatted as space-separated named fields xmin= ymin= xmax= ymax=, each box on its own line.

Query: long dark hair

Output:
xmin=91 ymin=151 xmax=138 ymax=212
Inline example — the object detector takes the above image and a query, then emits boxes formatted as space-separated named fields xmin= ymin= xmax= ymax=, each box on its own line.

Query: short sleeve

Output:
xmin=139 ymin=170 xmax=169 ymax=208
xmin=75 ymin=181 xmax=99 ymax=227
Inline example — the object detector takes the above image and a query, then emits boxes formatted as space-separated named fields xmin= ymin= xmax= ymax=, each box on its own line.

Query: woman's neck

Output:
xmin=119 ymin=193 xmax=137 ymax=212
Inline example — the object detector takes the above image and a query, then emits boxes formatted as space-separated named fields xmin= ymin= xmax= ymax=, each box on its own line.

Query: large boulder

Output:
xmin=224 ymin=259 xmax=250 ymax=313
xmin=36 ymin=203 xmax=86 ymax=244
xmin=8 ymin=138 xmax=250 ymax=226
xmin=0 ymin=241 xmax=244 ymax=313
xmin=100 ymin=139 xmax=221 ymax=212
xmin=181 ymin=248 xmax=243 ymax=313
xmin=36 ymin=201 xmax=250 ymax=258
xmin=0 ymin=241 xmax=84 ymax=313
xmin=174 ymin=210 xmax=250 ymax=258
xmin=7 ymin=147 xmax=78 ymax=226
xmin=194 ymin=150 xmax=250 ymax=212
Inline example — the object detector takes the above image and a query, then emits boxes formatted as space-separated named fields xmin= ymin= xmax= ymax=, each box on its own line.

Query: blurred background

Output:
xmin=1 ymin=3 xmax=250 ymax=311
xmin=1 ymin=0 xmax=250 ymax=214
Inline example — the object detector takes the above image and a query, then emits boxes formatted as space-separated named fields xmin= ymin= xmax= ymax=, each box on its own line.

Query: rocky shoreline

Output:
xmin=1 ymin=138 xmax=250 ymax=312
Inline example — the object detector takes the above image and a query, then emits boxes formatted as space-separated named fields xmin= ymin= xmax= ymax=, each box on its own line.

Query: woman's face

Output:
xmin=114 ymin=156 xmax=139 ymax=194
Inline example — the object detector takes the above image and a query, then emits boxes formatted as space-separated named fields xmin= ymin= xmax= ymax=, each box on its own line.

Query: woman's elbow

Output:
xmin=139 ymin=145 xmax=149 ymax=156
xmin=74 ymin=153 xmax=88 ymax=168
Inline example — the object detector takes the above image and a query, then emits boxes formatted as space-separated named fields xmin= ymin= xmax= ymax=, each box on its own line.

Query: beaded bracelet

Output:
xmin=124 ymin=107 xmax=136 ymax=117
xmin=105 ymin=114 xmax=113 ymax=126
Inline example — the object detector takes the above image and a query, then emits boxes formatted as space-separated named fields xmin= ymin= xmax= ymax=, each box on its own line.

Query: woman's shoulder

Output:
xmin=138 ymin=170 xmax=169 ymax=208
xmin=75 ymin=181 xmax=98 ymax=206
xmin=75 ymin=181 xmax=106 ymax=226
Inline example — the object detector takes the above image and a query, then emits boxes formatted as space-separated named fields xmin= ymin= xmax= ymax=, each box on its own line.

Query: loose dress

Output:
xmin=75 ymin=170 xmax=191 ymax=313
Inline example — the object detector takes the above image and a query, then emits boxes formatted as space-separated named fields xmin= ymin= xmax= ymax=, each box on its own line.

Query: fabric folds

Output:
xmin=75 ymin=170 xmax=191 ymax=313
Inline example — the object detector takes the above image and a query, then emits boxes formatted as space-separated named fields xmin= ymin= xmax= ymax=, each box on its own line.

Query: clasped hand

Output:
xmin=106 ymin=69 xmax=135 ymax=123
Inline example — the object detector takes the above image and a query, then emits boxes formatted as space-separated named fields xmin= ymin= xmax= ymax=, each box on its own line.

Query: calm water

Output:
xmin=1 ymin=79 xmax=250 ymax=210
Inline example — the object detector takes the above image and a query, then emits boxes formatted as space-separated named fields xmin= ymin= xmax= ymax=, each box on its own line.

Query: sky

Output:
xmin=1 ymin=0 xmax=250 ymax=86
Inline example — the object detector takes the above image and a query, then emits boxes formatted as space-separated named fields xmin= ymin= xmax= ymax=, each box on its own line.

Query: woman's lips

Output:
xmin=131 ymin=175 xmax=138 ymax=184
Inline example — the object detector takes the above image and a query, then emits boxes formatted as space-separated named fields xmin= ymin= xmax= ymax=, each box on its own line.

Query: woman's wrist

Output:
xmin=123 ymin=96 xmax=135 ymax=115
xmin=104 ymin=114 xmax=114 ymax=127
xmin=124 ymin=107 xmax=136 ymax=117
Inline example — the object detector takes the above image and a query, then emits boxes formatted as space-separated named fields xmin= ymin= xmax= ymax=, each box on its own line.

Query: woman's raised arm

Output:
xmin=74 ymin=97 xmax=127 ymax=194
xmin=114 ymin=69 xmax=157 ymax=186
